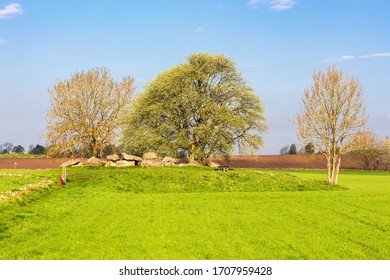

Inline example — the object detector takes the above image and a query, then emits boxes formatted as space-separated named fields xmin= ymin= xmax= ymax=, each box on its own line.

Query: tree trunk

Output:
xmin=333 ymin=155 xmax=341 ymax=185
xmin=327 ymin=154 xmax=341 ymax=185
xmin=327 ymin=156 xmax=332 ymax=184
xmin=363 ymin=156 xmax=370 ymax=170
xmin=189 ymin=142 xmax=196 ymax=163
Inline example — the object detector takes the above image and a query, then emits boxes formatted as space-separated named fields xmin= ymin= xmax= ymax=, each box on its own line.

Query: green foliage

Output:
xmin=289 ymin=143 xmax=297 ymax=154
xmin=304 ymin=143 xmax=315 ymax=154
xmin=0 ymin=168 xmax=389 ymax=260
xmin=11 ymin=145 xmax=25 ymax=154
xmin=29 ymin=144 xmax=45 ymax=155
xmin=120 ymin=53 xmax=267 ymax=162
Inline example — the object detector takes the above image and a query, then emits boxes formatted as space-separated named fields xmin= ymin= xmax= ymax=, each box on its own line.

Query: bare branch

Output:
xmin=296 ymin=66 xmax=368 ymax=184
xmin=45 ymin=67 xmax=135 ymax=157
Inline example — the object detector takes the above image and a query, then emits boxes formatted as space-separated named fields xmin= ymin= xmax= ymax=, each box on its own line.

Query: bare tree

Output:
xmin=379 ymin=138 xmax=390 ymax=170
xmin=45 ymin=67 xmax=135 ymax=157
xmin=1 ymin=142 xmax=13 ymax=154
xmin=280 ymin=145 xmax=289 ymax=155
xmin=350 ymin=131 xmax=381 ymax=170
xmin=297 ymin=66 xmax=368 ymax=184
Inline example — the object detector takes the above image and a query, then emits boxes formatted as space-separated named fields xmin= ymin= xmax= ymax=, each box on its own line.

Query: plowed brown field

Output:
xmin=0 ymin=158 xmax=87 ymax=170
xmin=210 ymin=154 xmax=363 ymax=169
xmin=0 ymin=154 xmax=366 ymax=170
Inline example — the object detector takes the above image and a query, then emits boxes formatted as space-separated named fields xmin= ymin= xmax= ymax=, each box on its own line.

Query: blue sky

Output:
xmin=0 ymin=0 xmax=389 ymax=154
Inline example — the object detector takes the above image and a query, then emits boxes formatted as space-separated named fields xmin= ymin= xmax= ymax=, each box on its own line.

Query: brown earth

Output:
xmin=0 ymin=158 xmax=87 ymax=170
xmin=0 ymin=154 xmax=368 ymax=170
xmin=209 ymin=154 xmax=364 ymax=170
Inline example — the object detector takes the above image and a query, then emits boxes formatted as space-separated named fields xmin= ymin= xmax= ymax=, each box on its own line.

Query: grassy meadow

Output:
xmin=0 ymin=166 xmax=389 ymax=260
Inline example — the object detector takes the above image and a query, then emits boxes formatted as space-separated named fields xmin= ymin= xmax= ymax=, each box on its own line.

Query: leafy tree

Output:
xmin=29 ymin=144 xmax=46 ymax=155
xmin=297 ymin=66 xmax=368 ymax=184
xmin=304 ymin=143 xmax=315 ymax=154
xmin=120 ymin=53 xmax=267 ymax=162
xmin=288 ymin=143 xmax=297 ymax=154
xmin=45 ymin=67 xmax=135 ymax=157
xmin=12 ymin=145 xmax=25 ymax=154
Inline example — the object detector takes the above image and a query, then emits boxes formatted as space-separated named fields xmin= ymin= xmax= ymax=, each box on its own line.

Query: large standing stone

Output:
xmin=116 ymin=160 xmax=135 ymax=167
xmin=141 ymin=152 xmax=163 ymax=167
xmin=107 ymin=154 xmax=120 ymax=162
xmin=162 ymin=157 xmax=177 ymax=166
xmin=142 ymin=152 xmax=158 ymax=160
xmin=60 ymin=159 xmax=80 ymax=167
xmin=122 ymin=153 xmax=142 ymax=162
xmin=105 ymin=161 xmax=117 ymax=167
xmin=141 ymin=159 xmax=162 ymax=167
xmin=207 ymin=161 xmax=220 ymax=168
xmin=87 ymin=156 xmax=103 ymax=167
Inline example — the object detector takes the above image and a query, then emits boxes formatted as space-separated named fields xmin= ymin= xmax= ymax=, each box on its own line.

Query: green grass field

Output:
xmin=0 ymin=167 xmax=389 ymax=260
xmin=0 ymin=154 xmax=46 ymax=159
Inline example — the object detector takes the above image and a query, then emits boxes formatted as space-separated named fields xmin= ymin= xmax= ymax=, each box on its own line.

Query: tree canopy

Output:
xmin=29 ymin=144 xmax=46 ymax=155
xmin=379 ymin=138 xmax=390 ymax=170
xmin=12 ymin=145 xmax=25 ymax=154
xmin=0 ymin=142 xmax=13 ymax=154
xmin=45 ymin=67 xmax=135 ymax=157
xmin=350 ymin=131 xmax=381 ymax=170
xmin=288 ymin=144 xmax=297 ymax=154
xmin=120 ymin=53 xmax=267 ymax=162
xmin=304 ymin=143 xmax=315 ymax=154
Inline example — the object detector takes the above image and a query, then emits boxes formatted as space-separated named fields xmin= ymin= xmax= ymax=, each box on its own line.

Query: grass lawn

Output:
xmin=0 ymin=172 xmax=54 ymax=193
xmin=0 ymin=167 xmax=389 ymax=260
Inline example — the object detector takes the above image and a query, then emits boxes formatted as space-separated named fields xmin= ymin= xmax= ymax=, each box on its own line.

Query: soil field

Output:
xmin=0 ymin=158 xmax=87 ymax=170
xmin=0 ymin=154 xmax=367 ymax=170
xmin=211 ymin=154 xmax=365 ymax=170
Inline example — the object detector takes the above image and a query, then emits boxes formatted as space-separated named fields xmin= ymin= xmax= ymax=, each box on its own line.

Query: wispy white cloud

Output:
xmin=270 ymin=0 xmax=297 ymax=10
xmin=247 ymin=0 xmax=296 ymax=11
xmin=322 ymin=55 xmax=355 ymax=63
xmin=194 ymin=27 xmax=203 ymax=33
xmin=0 ymin=38 xmax=7 ymax=45
xmin=359 ymin=52 xmax=390 ymax=59
xmin=323 ymin=52 xmax=390 ymax=63
xmin=0 ymin=3 xmax=23 ymax=19
xmin=247 ymin=0 xmax=263 ymax=7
